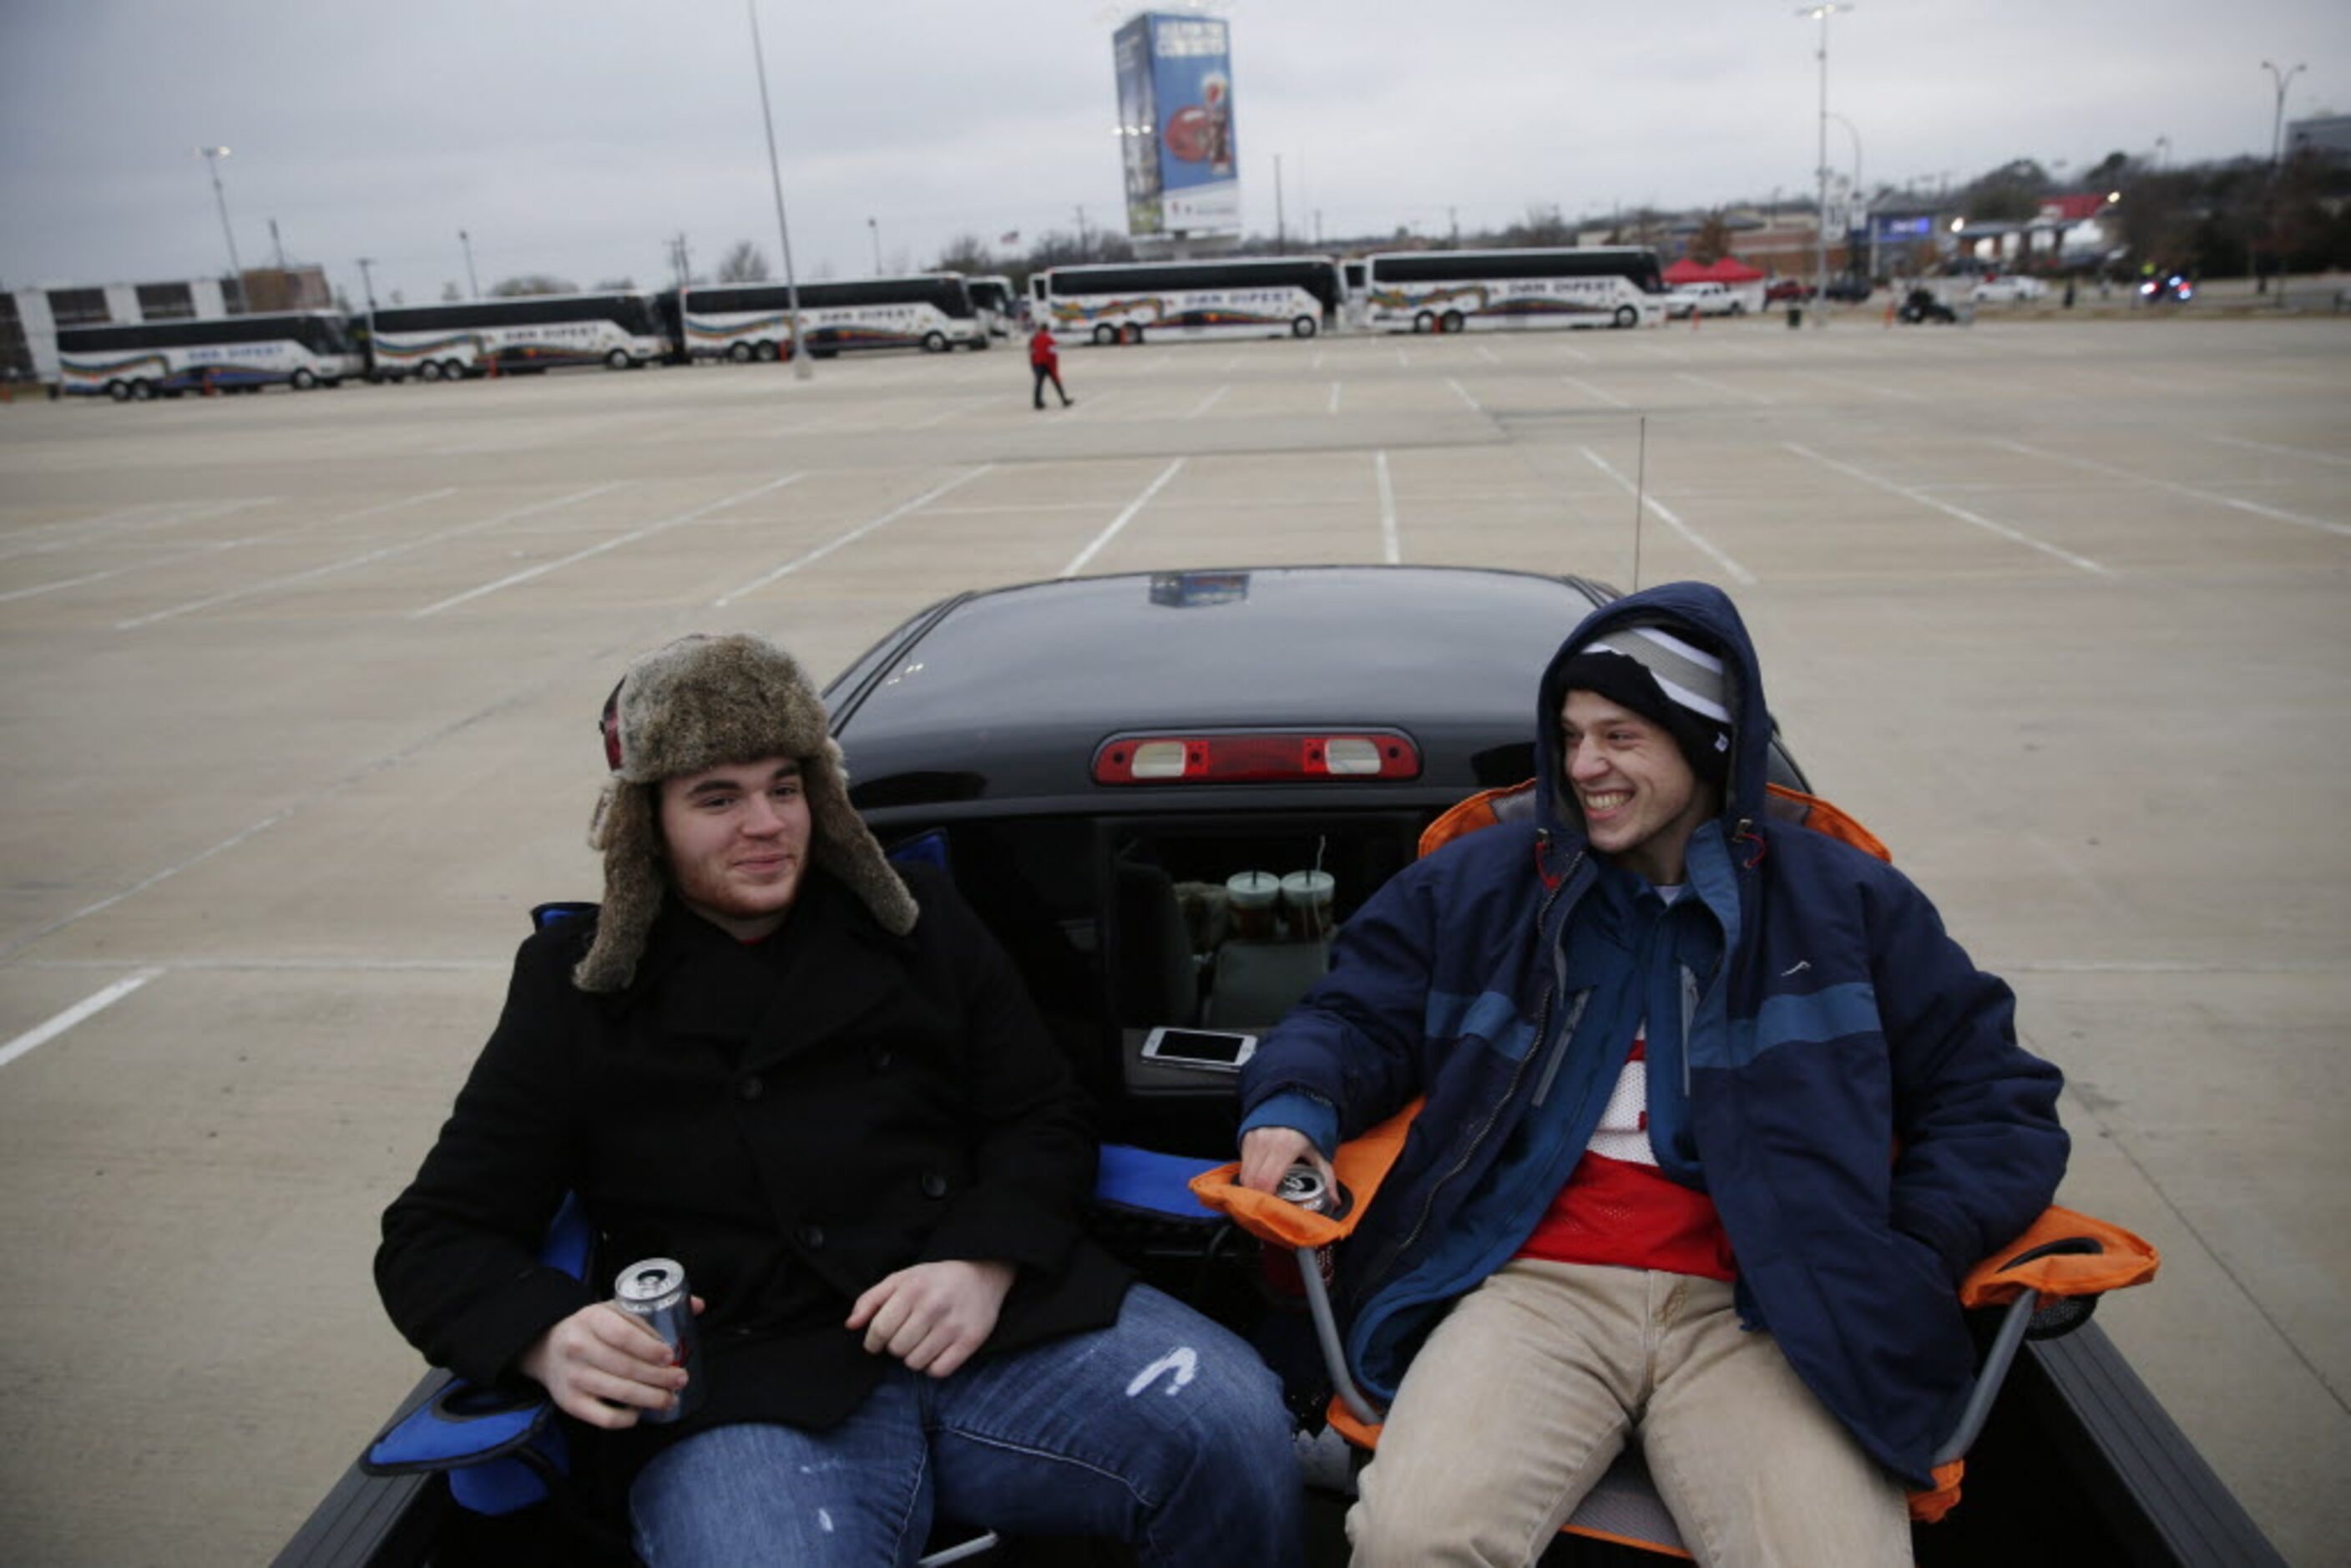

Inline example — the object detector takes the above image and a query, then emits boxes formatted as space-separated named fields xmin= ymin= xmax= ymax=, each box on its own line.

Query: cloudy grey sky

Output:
xmin=3 ymin=2 xmax=2343 ymax=306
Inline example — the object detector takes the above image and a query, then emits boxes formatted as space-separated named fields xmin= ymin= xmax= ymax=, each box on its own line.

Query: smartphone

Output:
xmin=1139 ymin=1026 xmax=1258 ymax=1071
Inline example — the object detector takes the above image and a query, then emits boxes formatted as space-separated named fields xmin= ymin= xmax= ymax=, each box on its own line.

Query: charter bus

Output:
xmin=366 ymin=292 xmax=670 ymax=382
xmin=1029 ymin=256 xmax=1343 ymax=344
xmin=1363 ymin=247 xmax=1668 ymax=332
xmin=680 ymin=275 xmax=988 ymax=362
xmin=55 ymin=311 xmax=365 ymax=400
xmin=967 ymin=275 xmax=1018 ymax=337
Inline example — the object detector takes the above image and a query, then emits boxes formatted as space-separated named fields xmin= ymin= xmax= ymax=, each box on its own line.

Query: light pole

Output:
xmin=356 ymin=256 xmax=378 ymax=314
xmin=2263 ymin=59 xmax=2305 ymax=172
xmin=746 ymin=0 xmax=811 ymax=379
xmin=195 ymin=145 xmax=244 ymax=309
xmin=867 ymin=217 xmax=882 ymax=276
xmin=1796 ymin=5 xmax=1852 ymax=327
xmin=1274 ymin=152 xmax=1287 ymax=253
xmin=458 ymin=230 xmax=480 ymax=299
xmin=1826 ymin=109 xmax=1864 ymax=281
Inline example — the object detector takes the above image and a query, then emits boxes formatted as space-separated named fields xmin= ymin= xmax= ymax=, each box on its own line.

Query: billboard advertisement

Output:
xmin=1112 ymin=13 xmax=1239 ymax=238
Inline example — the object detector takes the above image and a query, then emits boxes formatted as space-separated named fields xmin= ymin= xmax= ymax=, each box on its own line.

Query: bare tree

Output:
xmin=594 ymin=277 xmax=639 ymax=291
xmin=933 ymin=234 xmax=995 ymax=276
xmin=1688 ymin=210 xmax=1733 ymax=266
xmin=716 ymin=241 xmax=770 ymax=282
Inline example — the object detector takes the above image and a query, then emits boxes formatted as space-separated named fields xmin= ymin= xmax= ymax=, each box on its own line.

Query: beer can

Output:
xmin=1275 ymin=1161 xmax=1333 ymax=1214
xmin=614 ymin=1257 xmax=703 ymax=1424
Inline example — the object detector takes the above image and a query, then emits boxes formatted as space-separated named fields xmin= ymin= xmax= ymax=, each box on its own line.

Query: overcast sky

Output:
xmin=3 ymin=2 xmax=2343 ymax=306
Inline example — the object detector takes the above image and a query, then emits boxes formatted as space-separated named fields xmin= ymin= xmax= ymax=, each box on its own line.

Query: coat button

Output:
xmin=737 ymin=1075 xmax=764 ymax=1100
xmin=796 ymin=1223 xmax=826 ymax=1250
xmin=920 ymin=1171 xmax=948 ymax=1199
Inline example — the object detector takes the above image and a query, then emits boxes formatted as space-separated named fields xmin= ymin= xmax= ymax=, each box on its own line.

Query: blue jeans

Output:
xmin=629 ymin=1283 xmax=1303 ymax=1567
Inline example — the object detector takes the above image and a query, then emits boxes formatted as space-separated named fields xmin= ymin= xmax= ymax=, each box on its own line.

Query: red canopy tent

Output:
xmin=1662 ymin=256 xmax=1768 ymax=284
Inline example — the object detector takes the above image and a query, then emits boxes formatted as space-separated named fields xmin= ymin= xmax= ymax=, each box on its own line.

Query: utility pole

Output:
xmin=1074 ymin=205 xmax=1090 ymax=259
xmin=458 ymin=230 xmax=480 ymax=299
xmin=746 ymin=0 xmax=811 ymax=379
xmin=1449 ymin=206 xmax=1459 ymax=247
xmin=868 ymin=217 xmax=882 ymax=275
xmin=356 ymin=257 xmax=377 ymax=313
xmin=1274 ymin=154 xmax=1287 ymax=253
xmin=1796 ymin=4 xmax=1853 ymax=329
xmin=269 ymin=218 xmax=287 ymax=272
xmin=195 ymin=146 xmax=243 ymax=310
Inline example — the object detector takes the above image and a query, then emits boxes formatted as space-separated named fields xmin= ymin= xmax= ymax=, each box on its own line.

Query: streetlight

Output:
xmin=194 ymin=145 xmax=244 ymax=309
xmin=868 ymin=217 xmax=882 ymax=275
xmin=356 ymin=256 xmax=378 ymax=314
xmin=746 ymin=0 xmax=812 ymax=379
xmin=2263 ymin=60 xmax=2305 ymax=172
xmin=1795 ymin=4 xmax=1853 ymax=327
xmin=458 ymin=230 xmax=480 ymax=299
xmin=1826 ymin=109 xmax=1865 ymax=280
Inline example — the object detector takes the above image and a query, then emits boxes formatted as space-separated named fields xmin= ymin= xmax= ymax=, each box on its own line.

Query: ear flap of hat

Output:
xmin=574 ymin=781 xmax=664 ymax=994
xmin=803 ymin=738 xmax=918 ymax=938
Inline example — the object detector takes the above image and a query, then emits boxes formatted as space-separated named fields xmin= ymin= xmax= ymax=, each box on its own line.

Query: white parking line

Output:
xmin=715 ymin=467 xmax=991 ymax=604
xmin=1445 ymin=377 xmax=1482 ymax=412
xmin=1579 ymin=448 xmax=1757 ymax=585
xmin=1994 ymin=439 xmax=2351 ymax=540
xmin=1555 ymin=342 xmax=1595 ymax=365
xmin=1675 ymin=372 xmax=1774 ymax=406
xmin=2201 ymin=433 xmax=2351 ymax=469
xmin=416 ymin=474 xmax=803 ymax=618
xmin=1187 ymin=385 xmax=1231 ymax=419
xmin=1327 ymin=381 xmax=1342 ymax=416
xmin=1376 ymin=450 xmax=1401 ymax=564
xmin=1061 ymin=458 xmax=1186 ymax=577
xmin=0 ymin=970 xmax=165 ymax=1072
xmin=1474 ymin=346 xmax=1503 ymax=366
xmin=1784 ymin=443 xmax=2114 ymax=574
xmin=1562 ymin=375 xmax=1631 ymax=410
xmin=119 ymin=484 xmax=618 ymax=630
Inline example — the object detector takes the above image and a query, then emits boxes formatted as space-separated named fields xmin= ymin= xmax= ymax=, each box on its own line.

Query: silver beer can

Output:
xmin=1275 ymin=1161 xmax=1332 ymax=1214
xmin=614 ymin=1257 xmax=703 ymax=1424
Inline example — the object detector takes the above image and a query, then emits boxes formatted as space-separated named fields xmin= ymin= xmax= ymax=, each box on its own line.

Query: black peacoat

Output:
xmin=375 ymin=862 xmax=1133 ymax=1475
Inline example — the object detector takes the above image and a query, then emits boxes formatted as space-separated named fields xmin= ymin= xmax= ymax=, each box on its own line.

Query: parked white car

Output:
xmin=1969 ymin=275 xmax=2049 ymax=303
xmin=1663 ymin=281 xmax=1747 ymax=318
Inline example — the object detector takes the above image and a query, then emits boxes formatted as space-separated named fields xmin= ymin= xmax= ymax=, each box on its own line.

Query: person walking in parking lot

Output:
xmin=1236 ymin=581 xmax=2068 ymax=1567
xmin=377 ymin=634 xmax=1301 ymax=1567
xmin=1029 ymin=321 xmax=1072 ymax=410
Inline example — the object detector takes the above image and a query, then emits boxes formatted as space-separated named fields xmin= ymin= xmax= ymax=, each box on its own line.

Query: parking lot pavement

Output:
xmin=2 ymin=317 xmax=2345 ymax=1564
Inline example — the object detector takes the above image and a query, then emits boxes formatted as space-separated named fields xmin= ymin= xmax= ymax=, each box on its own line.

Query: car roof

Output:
xmin=827 ymin=564 xmax=1615 ymax=818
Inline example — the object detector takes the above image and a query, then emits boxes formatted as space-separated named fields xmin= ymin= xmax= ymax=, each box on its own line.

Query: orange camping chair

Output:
xmin=1190 ymin=781 xmax=2159 ymax=1558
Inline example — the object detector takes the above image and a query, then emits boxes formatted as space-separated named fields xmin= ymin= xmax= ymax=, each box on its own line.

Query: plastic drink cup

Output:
xmin=1226 ymin=871 xmax=1280 ymax=940
xmin=1280 ymin=870 xmax=1336 ymax=939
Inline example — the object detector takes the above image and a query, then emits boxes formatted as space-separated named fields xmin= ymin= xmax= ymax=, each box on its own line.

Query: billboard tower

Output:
xmin=1113 ymin=13 xmax=1240 ymax=240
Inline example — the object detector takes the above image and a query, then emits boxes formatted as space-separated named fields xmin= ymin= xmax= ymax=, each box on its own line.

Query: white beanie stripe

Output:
xmin=1591 ymin=625 xmax=1732 ymax=724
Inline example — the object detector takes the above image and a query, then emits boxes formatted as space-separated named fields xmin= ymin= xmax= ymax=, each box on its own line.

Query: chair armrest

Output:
xmin=1186 ymin=1097 xmax=1424 ymax=1247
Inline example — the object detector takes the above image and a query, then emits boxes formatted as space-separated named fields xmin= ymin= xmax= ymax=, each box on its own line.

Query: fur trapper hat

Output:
xmin=573 ymin=633 xmax=918 ymax=992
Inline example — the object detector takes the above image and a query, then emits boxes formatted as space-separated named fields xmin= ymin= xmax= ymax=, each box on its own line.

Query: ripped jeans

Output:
xmin=629 ymin=1283 xmax=1304 ymax=1567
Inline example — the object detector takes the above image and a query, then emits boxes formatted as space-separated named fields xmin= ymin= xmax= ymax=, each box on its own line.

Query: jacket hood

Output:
xmin=1536 ymin=581 xmax=1772 ymax=846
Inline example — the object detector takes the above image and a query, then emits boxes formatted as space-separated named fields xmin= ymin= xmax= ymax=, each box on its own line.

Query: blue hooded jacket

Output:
xmin=1238 ymin=581 xmax=2068 ymax=1485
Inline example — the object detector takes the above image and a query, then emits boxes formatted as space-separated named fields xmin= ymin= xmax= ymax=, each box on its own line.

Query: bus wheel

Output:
xmin=1092 ymin=324 xmax=1117 ymax=346
xmin=923 ymin=331 xmax=949 ymax=353
xmin=1441 ymin=311 xmax=1466 ymax=335
xmin=1413 ymin=312 xmax=1434 ymax=335
xmin=605 ymin=349 xmax=633 ymax=371
xmin=1613 ymin=306 xmax=1638 ymax=329
xmin=130 ymin=379 xmax=155 ymax=401
xmin=291 ymin=368 xmax=318 ymax=391
xmin=107 ymin=380 xmax=133 ymax=402
xmin=752 ymin=341 xmax=780 ymax=363
xmin=417 ymin=361 xmax=443 ymax=382
xmin=1292 ymin=316 xmax=1318 ymax=338
xmin=729 ymin=342 xmax=756 ymax=364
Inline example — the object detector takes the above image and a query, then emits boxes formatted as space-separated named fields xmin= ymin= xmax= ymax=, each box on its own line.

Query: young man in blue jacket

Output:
xmin=1236 ymin=581 xmax=2067 ymax=1566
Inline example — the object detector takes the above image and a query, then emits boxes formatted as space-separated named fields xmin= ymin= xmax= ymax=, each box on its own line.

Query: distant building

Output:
xmin=2286 ymin=114 xmax=2351 ymax=164
xmin=3 ymin=265 xmax=331 ymax=382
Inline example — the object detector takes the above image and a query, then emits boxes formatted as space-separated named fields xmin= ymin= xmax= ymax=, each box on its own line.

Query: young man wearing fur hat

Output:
xmin=378 ymin=634 xmax=1302 ymax=1566
xmin=1235 ymin=582 xmax=2068 ymax=1566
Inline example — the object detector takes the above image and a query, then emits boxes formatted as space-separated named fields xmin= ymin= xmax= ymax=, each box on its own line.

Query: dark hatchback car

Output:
xmin=284 ymin=566 xmax=2278 ymax=1568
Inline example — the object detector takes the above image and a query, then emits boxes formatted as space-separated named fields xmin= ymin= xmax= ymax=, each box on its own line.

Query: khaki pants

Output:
xmin=1349 ymin=1261 xmax=1911 ymax=1568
